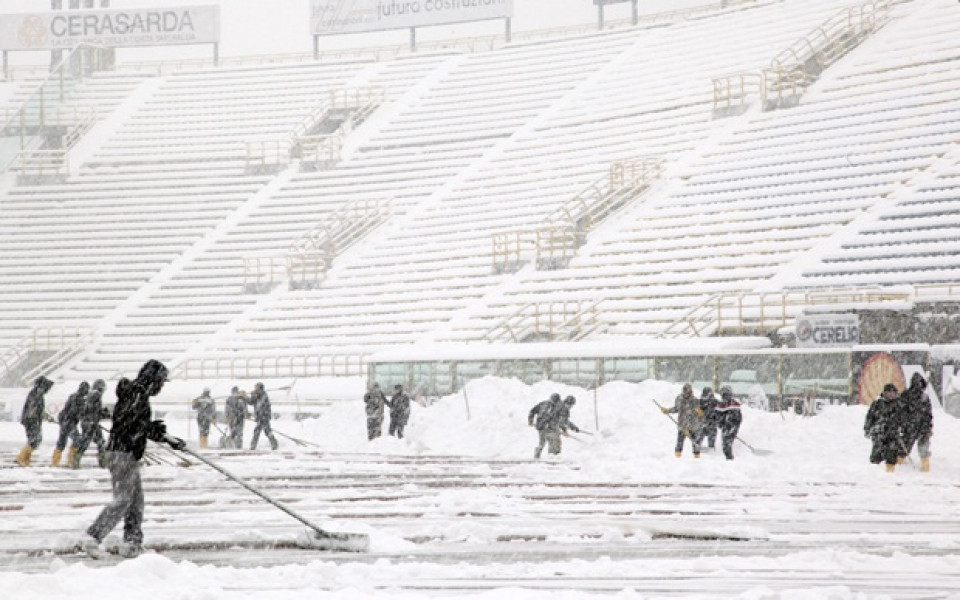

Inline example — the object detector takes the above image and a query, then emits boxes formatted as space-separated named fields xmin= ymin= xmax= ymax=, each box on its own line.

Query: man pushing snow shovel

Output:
xmin=81 ymin=359 xmax=186 ymax=559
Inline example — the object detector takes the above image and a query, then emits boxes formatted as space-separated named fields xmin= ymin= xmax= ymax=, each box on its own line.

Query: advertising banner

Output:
xmin=311 ymin=0 xmax=513 ymax=35
xmin=0 ymin=5 xmax=220 ymax=50
xmin=795 ymin=313 xmax=859 ymax=348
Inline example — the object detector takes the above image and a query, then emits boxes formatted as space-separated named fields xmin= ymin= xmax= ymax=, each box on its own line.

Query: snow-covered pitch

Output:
xmin=2 ymin=377 xmax=959 ymax=598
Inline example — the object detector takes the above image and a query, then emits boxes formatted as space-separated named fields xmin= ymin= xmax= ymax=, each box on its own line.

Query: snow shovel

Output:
xmin=166 ymin=435 xmax=370 ymax=553
xmin=733 ymin=434 xmax=772 ymax=457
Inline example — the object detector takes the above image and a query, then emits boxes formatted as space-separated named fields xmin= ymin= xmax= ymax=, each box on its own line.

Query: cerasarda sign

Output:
xmin=796 ymin=313 xmax=860 ymax=348
xmin=0 ymin=5 xmax=220 ymax=50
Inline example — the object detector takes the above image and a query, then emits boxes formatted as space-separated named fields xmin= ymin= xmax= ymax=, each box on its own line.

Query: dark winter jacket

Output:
xmin=59 ymin=383 xmax=88 ymax=428
xmin=81 ymin=388 xmax=105 ymax=426
xmin=364 ymin=389 xmax=386 ymax=420
xmin=528 ymin=398 xmax=563 ymax=432
xmin=388 ymin=391 xmax=411 ymax=424
xmin=225 ymin=393 xmax=247 ymax=428
xmin=20 ymin=376 xmax=53 ymax=427
xmin=192 ymin=392 xmax=216 ymax=423
xmin=864 ymin=393 xmax=904 ymax=441
xmin=715 ymin=391 xmax=742 ymax=432
xmin=248 ymin=388 xmax=272 ymax=423
xmin=699 ymin=390 xmax=718 ymax=425
xmin=667 ymin=389 xmax=704 ymax=432
xmin=556 ymin=402 xmax=579 ymax=433
xmin=107 ymin=377 xmax=165 ymax=461
xmin=901 ymin=374 xmax=932 ymax=437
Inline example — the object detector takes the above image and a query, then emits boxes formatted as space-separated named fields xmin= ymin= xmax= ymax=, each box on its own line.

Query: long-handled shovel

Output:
xmin=245 ymin=416 xmax=320 ymax=448
xmin=165 ymin=435 xmax=369 ymax=552
xmin=897 ymin=437 xmax=918 ymax=470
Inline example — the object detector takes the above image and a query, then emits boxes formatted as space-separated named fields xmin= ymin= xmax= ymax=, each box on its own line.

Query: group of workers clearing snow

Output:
xmin=12 ymin=364 xmax=935 ymax=559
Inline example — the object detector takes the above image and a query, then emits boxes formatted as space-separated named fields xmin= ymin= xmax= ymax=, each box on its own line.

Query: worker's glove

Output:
xmin=148 ymin=419 xmax=167 ymax=438
xmin=166 ymin=436 xmax=186 ymax=451
xmin=694 ymin=408 xmax=704 ymax=418
xmin=661 ymin=407 xmax=670 ymax=414
xmin=570 ymin=425 xmax=580 ymax=433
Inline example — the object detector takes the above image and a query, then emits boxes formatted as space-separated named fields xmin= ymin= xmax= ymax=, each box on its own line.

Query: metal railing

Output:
xmin=548 ymin=157 xmax=665 ymax=231
xmin=658 ymin=286 xmax=934 ymax=339
xmin=485 ymin=299 xmax=605 ymax=343
xmin=10 ymin=327 xmax=96 ymax=386
xmin=712 ymin=0 xmax=891 ymax=113
xmin=1 ymin=44 xmax=107 ymax=173
xmin=238 ymin=198 xmax=391 ymax=293
xmin=245 ymin=87 xmax=384 ymax=172
xmin=172 ymin=354 xmax=368 ymax=379
xmin=492 ymin=157 xmax=664 ymax=273
xmin=242 ymin=255 xmax=288 ymax=293
xmin=711 ymin=72 xmax=764 ymax=112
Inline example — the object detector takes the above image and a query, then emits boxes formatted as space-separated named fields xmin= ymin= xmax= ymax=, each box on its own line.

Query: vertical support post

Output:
xmin=410 ymin=27 xmax=416 ymax=52
xmin=632 ymin=0 xmax=639 ymax=25
xmin=460 ymin=377 xmax=471 ymax=420
xmin=2 ymin=51 xmax=7 ymax=81
xmin=593 ymin=381 xmax=599 ymax=432
xmin=313 ymin=35 xmax=320 ymax=61
xmin=213 ymin=42 xmax=220 ymax=67
xmin=598 ymin=4 xmax=604 ymax=30
xmin=505 ymin=17 xmax=512 ymax=43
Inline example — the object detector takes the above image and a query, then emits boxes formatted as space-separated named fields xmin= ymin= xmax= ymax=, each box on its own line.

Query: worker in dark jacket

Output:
xmin=191 ymin=387 xmax=216 ymax=449
xmin=223 ymin=386 xmax=247 ymax=449
xmin=82 ymin=360 xmax=185 ymax=559
xmin=698 ymin=386 xmax=718 ymax=450
xmin=528 ymin=393 xmax=564 ymax=459
xmin=53 ymin=381 xmax=88 ymax=467
xmin=364 ymin=383 xmax=386 ymax=440
xmin=900 ymin=373 xmax=934 ymax=471
xmin=662 ymin=383 xmax=704 ymax=458
xmin=864 ymin=383 xmax=905 ymax=472
xmin=714 ymin=385 xmax=742 ymax=460
xmin=247 ymin=382 xmax=278 ymax=450
xmin=387 ymin=384 xmax=412 ymax=439
xmin=73 ymin=379 xmax=108 ymax=468
xmin=16 ymin=376 xmax=54 ymax=467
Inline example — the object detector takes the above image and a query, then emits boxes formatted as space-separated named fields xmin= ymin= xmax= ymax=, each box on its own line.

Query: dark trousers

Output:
xmin=367 ymin=417 xmax=382 ymax=440
xmin=23 ymin=422 xmax=43 ymax=449
xmin=75 ymin=421 xmax=105 ymax=464
xmin=700 ymin=422 xmax=717 ymax=448
xmin=870 ymin=436 xmax=900 ymax=466
xmin=250 ymin=419 xmax=278 ymax=450
xmin=675 ymin=429 xmax=701 ymax=454
xmin=389 ymin=416 xmax=408 ymax=439
xmin=55 ymin=421 xmax=81 ymax=451
xmin=87 ymin=452 xmax=144 ymax=545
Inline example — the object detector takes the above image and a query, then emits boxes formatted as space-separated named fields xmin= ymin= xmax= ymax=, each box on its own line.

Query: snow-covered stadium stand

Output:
xmin=0 ymin=0 xmax=956 ymax=381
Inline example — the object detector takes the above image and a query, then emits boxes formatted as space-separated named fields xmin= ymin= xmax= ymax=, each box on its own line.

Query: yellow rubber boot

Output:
xmin=920 ymin=457 xmax=930 ymax=472
xmin=67 ymin=446 xmax=79 ymax=469
xmin=199 ymin=435 xmax=208 ymax=449
xmin=885 ymin=463 xmax=895 ymax=473
xmin=16 ymin=446 xmax=32 ymax=467
xmin=51 ymin=448 xmax=63 ymax=468
xmin=674 ymin=451 xmax=682 ymax=458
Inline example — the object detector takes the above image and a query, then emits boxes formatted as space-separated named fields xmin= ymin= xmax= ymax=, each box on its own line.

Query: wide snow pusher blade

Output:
xmin=170 ymin=437 xmax=370 ymax=553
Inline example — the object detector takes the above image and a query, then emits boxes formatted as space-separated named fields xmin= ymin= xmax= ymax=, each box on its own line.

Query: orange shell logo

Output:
xmin=858 ymin=352 xmax=905 ymax=405
xmin=18 ymin=16 xmax=48 ymax=50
